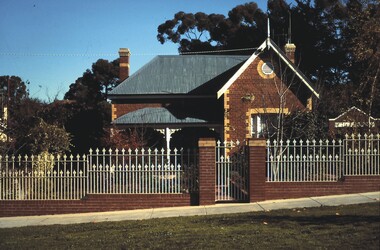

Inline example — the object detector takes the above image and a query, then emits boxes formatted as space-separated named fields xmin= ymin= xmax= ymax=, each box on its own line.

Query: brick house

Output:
xmin=108 ymin=38 xmax=320 ymax=148
xmin=329 ymin=106 xmax=380 ymax=136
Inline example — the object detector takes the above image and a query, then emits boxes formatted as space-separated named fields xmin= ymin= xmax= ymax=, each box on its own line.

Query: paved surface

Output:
xmin=0 ymin=192 xmax=379 ymax=229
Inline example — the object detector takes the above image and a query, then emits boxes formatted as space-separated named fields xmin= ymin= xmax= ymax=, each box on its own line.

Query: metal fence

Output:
xmin=0 ymin=154 xmax=87 ymax=200
xmin=344 ymin=134 xmax=380 ymax=175
xmin=216 ymin=140 xmax=248 ymax=202
xmin=0 ymin=148 xmax=198 ymax=200
xmin=266 ymin=134 xmax=380 ymax=182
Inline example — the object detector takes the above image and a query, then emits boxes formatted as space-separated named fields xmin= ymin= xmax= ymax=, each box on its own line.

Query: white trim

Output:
xmin=217 ymin=38 xmax=320 ymax=99
xmin=328 ymin=106 xmax=372 ymax=121
xmin=334 ymin=121 xmax=376 ymax=128
xmin=217 ymin=41 xmax=267 ymax=99
xmin=267 ymin=39 xmax=320 ymax=98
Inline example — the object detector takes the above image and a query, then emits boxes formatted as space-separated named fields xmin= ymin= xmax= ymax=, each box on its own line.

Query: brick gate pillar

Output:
xmin=198 ymin=138 xmax=216 ymax=205
xmin=248 ymin=139 xmax=267 ymax=202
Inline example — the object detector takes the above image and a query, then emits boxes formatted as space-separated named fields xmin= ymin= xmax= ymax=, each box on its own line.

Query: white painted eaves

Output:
xmin=216 ymin=40 xmax=267 ymax=99
xmin=217 ymin=38 xmax=320 ymax=99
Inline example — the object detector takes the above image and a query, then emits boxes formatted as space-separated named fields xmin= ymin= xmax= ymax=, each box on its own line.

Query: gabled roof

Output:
xmin=329 ymin=106 xmax=379 ymax=121
xmin=110 ymin=38 xmax=319 ymax=100
xmin=109 ymin=55 xmax=249 ymax=96
xmin=112 ymin=107 xmax=208 ymax=126
xmin=216 ymin=38 xmax=320 ymax=99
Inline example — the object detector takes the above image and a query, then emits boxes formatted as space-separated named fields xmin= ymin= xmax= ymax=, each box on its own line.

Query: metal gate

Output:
xmin=216 ymin=140 xmax=249 ymax=202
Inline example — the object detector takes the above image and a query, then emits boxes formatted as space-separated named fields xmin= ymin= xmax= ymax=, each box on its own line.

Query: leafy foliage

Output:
xmin=63 ymin=58 xmax=119 ymax=153
xmin=283 ymin=110 xmax=328 ymax=140
xmin=27 ymin=119 xmax=71 ymax=155
xmin=157 ymin=2 xmax=267 ymax=53
xmin=65 ymin=58 xmax=119 ymax=103
xmin=344 ymin=0 xmax=380 ymax=117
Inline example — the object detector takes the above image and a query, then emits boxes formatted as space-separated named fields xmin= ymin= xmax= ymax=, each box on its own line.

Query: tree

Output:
xmin=92 ymin=59 xmax=119 ymax=98
xmin=63 ymin=59 xmax=119 ymax=153
xmin=27 ymin=119 xmax=71 ymax=155
xmin=0 ymin=75 xmax=29 ymax=120
xmin=157 ymin=1 xmax=350 ymax=86
xmin=344 ymin=0 xmax=380 ymax=118
xmin=0 ymin=76 xmax=39 ymax=154
xmin=0 ymin=75 xmax=74 ymax=155
xmin=157 ymin=2 xmax=267 ymax=53
xmin=65 ymin=58 xmax=119 ymax=104
xmin=270 ymin=0 xmax=350 ymax=85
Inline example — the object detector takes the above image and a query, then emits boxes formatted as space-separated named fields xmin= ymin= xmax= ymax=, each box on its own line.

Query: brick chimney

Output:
xmin=119 ymin=48 xmax=130 ymax=82
xmin=284 ymin=43 xmax=296 ymax=64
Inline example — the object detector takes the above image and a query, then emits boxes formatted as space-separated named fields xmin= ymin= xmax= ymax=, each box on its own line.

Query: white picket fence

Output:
xmin=0 ymin=148 xmax=198 ymax=200
xmin=266 ymin=134 xmax=380 ymax=182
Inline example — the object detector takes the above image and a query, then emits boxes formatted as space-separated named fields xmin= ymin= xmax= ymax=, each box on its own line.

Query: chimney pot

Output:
xmin=284 ymin=43 xmax=296 ymax=64
xmin=119 ymin=48 xmax=130 ymax=82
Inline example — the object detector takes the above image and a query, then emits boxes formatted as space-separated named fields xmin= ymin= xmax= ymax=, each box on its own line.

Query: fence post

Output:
xmin=248 ymin=139 xmax=267 ymax=202
xmin=198 ymin=138 xmax=216 ymax=205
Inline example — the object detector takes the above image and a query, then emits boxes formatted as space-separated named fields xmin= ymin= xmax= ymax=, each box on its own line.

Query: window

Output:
xmin=251 ymin=114 xmax=277 ymax=138
xmin=261 ymin=62 xmax=274 ymax=75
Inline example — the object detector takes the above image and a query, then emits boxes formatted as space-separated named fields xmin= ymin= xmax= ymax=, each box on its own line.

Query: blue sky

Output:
xmin=0 ymin=0 xmax=267 ymax=101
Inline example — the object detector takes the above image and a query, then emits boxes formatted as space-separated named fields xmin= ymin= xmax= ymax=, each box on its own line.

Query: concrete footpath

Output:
xmin=0 ymin=192 xmax=379 ymax=229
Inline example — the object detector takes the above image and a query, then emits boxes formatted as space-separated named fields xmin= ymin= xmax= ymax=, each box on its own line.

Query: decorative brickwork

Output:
xmin=224 ymin=90 xmax=230 ymax=141
xmin=119 ymin=48 xmax=130 ymax=82
xmin=248 ymin=139 xmax=267 ymax=201
xmin=111 ymin=104 xmax=117 ymax=121
xmin=224 ymin=53 xmax=305 ymax=142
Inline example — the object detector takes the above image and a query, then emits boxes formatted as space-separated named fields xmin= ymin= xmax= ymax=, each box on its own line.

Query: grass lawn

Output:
xmin=0 ymin=202 xmax=379 ymax=249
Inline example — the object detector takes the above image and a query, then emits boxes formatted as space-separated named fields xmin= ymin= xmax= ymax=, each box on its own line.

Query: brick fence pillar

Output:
xmin=248 ymin=139 xmax=267 ymax=202
xmin=198 ymin=138 xmax=216 ymax=205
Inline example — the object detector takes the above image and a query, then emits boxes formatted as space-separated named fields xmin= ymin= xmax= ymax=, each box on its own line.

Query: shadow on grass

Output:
xmin=201 ymin=214 xmax=380 ymax=227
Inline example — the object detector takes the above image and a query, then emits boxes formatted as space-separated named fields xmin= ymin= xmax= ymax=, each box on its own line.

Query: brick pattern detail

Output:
xmin=225 ymin=53 xmax=305 ymax=142
xmin=248 ymin=139 xmax=267 ymax=201
xmin=0 ymin=194 xmax=191 ymax=217
xmin=119 ymin=49 xmax=130 ymax=82
xmin=198 ymin=138 xmax=216 ymax=205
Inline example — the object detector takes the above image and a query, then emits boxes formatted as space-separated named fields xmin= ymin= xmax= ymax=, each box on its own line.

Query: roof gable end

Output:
xmin=216 ymin=38 xmax=320 ymax=99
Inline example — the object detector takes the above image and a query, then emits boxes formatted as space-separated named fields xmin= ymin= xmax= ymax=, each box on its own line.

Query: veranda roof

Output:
xmin=112 ymin=107 xmax=209 ymax=128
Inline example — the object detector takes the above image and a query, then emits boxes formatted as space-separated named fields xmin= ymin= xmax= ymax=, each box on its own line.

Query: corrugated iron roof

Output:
xmin=109 ymin=55 xmax=249 ymax=95
xmin=112 ymin=107 xmax=207 ymax=125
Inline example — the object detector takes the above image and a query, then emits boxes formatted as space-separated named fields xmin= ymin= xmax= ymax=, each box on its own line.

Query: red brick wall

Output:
xmin=0 ymin=194 xmax=191 ymax=217
xmin=248 ymin=140 xmax=267 ymax=202
xmin=260 ymin=176 xmax=380 ymax=201
xmin=225 ymin=54 xmax=305 ymax=142
xmin=198 ymin=139 xmax=216 ymax=205
xmin=247 ymin=139 xmax=380 ymax=202
xmin=1 ymin=139 xmax=379 ymax=217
